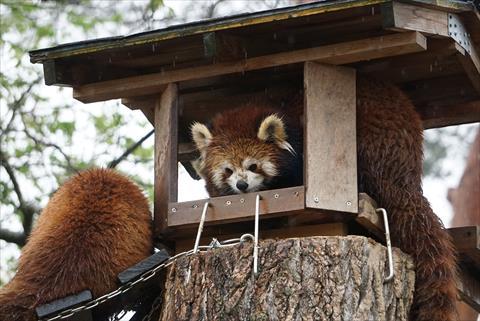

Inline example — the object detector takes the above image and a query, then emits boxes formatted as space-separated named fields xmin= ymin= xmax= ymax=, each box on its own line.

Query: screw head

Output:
xmin=225 ymin=200 xmax=232 ymax=206
xmin=346 ymin=201 xmax=352 ymax=206
xmin=192 ymin=204 xmax=198 ymax=209
xmin=171 ymin=207 xmax=177 ymax=213
xmin=314 ymin=196 xmax=319 ymax=203
xmin=240 ymin=198 xmax=245 ymax=203
xmin=274 ymin=194 xmax=279 ymax=199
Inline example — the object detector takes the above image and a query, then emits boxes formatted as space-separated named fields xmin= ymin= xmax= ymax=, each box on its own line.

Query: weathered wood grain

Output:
xmin=160 ymin=236 xmax=415 ymax=321
xmin=73 ymin=32 xmax=426 ymax=103
xmin=154 ymin=84 xmax=178 ymax=236
xmin=304 ymin=62 xmax=358 ymax=213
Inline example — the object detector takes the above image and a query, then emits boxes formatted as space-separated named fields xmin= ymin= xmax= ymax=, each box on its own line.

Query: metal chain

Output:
xmin=40 ymin=237 xmax=252 ymax=321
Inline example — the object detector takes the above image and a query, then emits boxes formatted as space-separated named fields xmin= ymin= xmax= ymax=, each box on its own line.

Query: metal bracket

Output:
xmin=448 ymin=14 xmax=472 ymax=55
xmin=376 ymin=208 xmax=394 ymax=283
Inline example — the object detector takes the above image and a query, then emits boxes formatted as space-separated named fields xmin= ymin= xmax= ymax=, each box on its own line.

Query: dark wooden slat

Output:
xmin=456 ymin=44 xmax=480 ymax=95
xmin=418 ymin=100 xmax=480 ymax=129
xmin=382 ymin=1 xmax=449 ymax=36
xmin=458 ymin=267 xmax=480 ymax=312
xmin=73 ymin=32 xmax=426 ymax=103
xmin=118 ymin=250 xmax=170 ymax=284
xmin=356 ymin=193 xmax=385 ymax=241
xmin=36 ymin=290 xmax=93 ymax=319
xmin=174 ymin=222 xmax=348 ymax=253
xmin=449 ymin=226 xmax=480 ymax=270
xmin=168 ymin=186 xmax=304 ymax=228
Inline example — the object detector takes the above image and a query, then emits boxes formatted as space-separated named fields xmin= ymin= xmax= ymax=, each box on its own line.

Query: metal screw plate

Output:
xmin=448 ymin=14 xmax=471 ymax=54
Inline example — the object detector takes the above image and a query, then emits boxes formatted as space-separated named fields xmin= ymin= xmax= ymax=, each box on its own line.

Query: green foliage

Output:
xmin=0 ymin=0 xmax=163 ymax=284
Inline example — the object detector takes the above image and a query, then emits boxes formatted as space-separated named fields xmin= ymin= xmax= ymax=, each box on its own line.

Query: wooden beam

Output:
xmin=449 ymin=226 xmax=480 ymax=311
xmin=73 ymin=32 xmax=426 ymax=103
xmin=42 ymin=60 xmax=71 ymax=87
xmin=356 ymin=193 xmax=385 ymax=241
xmin=168 ymin=186 xmax=304 ymax=228
xmin=121 ymin=97 xmax=156 ymax=126
xmin=174 ymin=222 xmax=348 ymax=253
xmin=456 ymin=44 xmax=480 ymax=94
xmin=419 ymin=100 xmax=480 ymax=129
xmin=304 ymin=62 xmax=358 ymax=213
xmin=458 ymin=267 xmax=480 ymax=312
xmin=449 ymin=226 xmax=480 ymax=270
xmin=154 ymin=84 xmax=178 ymax=236
xmin=35 ymin=290 xmax=93 ymax=320
xmin=382 ymin=1 xmax=449 ymax=36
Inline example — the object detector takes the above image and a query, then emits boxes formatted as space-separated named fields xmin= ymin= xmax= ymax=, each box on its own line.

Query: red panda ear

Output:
xmin=191 ymin=122 xmax=213 ymax=151
xmin=257 ymin=115 xmax=296 ymax=155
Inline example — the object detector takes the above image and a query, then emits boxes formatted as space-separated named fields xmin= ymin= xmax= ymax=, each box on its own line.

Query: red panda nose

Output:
xmin=236 ymin=180 xmax=249 ymax=191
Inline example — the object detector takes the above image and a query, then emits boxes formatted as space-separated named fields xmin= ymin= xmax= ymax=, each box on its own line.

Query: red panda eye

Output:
xmin=225 ymin=168 xmax=233 ymax=176
xmin=248 ymin=164 xmax=257 ymax=172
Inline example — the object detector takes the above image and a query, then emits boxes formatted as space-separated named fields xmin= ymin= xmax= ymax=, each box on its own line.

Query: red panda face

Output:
xmin=202 ymin=138 xmax=280 ymax=194
xmin=191 ymin=105 xmax=301 ymax=197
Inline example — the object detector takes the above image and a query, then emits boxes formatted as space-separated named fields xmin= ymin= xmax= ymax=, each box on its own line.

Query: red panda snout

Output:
xmin=212 ymin=156 xmax=278 ymax=194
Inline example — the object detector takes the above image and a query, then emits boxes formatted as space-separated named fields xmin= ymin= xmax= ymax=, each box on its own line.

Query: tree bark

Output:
xmin=160 ymin=236 xmax=415 ymax=321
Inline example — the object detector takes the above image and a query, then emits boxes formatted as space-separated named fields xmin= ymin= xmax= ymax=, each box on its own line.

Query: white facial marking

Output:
xmin=262 ymin=161 xmax=278 ymax=177
xmin=212 ymin=158 xmax=278 ymax=194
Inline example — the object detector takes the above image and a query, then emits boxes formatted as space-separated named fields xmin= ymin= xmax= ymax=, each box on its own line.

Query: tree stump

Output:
xmin=160 ymin=236 xmax=415 ymax=321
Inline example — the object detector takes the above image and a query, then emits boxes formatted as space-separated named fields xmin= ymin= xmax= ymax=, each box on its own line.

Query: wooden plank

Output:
xmin=418 ymin=100 xmax=480 ymax=129
xmin=382 ymin=1 xmax=449 ymax=36
xmin=117 ymin=250 xmax=170 ymax=284
xmin=304 ymin=62 xmax=357 ymax=213
xmin=356 ymin=193 xmax=385 ymax=240
xmin=449 ymin=226 xmax=480 ymax=270
xmin=168 ymin=186 xmax=304 ymax=228
xmin=458 ymin=267 xmax=480 ymax=312
xmin=42 ymin=60 xmax=70 ymax=87
xmin=456 ymin=44 xmax=480 ymax=94
xmin=121 ymin=97 xmax=156 ymax=126
xmin=174 ymin=222 xmax=348 ymax=253
xmin=73 ymin=32 xmax=426 ymax=103
xmin=30 ymin=0 xmax=389 ymax=63
xmin=154 ymin=84 xmax=178 ymax=236
xmin=35 ymin=290 xmax=93 ymax=320
xmin=449 ymin=226 xmax=480 ymax=251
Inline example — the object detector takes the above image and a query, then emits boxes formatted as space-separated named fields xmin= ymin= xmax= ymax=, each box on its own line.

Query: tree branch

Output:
xmin=0 ymin=150 xmax=38 ymax=237
xmin=0 ymin=228 xmax=26 ymax=246
xmin=0 ymin=150 xmax=26 ymax=209
xmin=21 ymin=118 xmax=78 ymax=173
xmin=108 ymin=129 xmax=154 ymax=169
xmin=1 ymin=77 xmax=42 ymax=135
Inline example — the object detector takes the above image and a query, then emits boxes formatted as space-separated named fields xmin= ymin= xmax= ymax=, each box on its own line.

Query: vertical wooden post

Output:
xmin=304 ymin=62 xmax=358 ymax=213
xmin=154 ymin=84 xmax=178 ymax=236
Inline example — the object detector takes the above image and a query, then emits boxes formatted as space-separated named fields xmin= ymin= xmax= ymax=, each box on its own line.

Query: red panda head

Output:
xmin=191 ymin=105 xmax=302 ymax=197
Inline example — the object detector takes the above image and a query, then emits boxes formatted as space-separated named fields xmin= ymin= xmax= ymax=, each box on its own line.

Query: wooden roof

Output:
xmin=29 ymin=0 xmax=480 ymax=131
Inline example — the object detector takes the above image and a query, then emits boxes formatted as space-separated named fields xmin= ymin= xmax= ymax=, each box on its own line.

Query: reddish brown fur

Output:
xmin=198 ymin=77 xmax=458 ymax=321
xmin=0 ymin=168 xmax=153 ymax=321
xmin=357 ymin=77 xmax=457 ymax=321
xmin=200 ymin=101 xmax=302 ymax=196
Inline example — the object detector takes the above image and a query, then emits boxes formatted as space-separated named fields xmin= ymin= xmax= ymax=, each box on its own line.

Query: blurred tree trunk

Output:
xmin=448 ymin=128 xmax=480 ymax=321
xmin=160 ymin=236 xmax=415 ymax=321
xmin=448 ymin=128 xmax=480 ymax=227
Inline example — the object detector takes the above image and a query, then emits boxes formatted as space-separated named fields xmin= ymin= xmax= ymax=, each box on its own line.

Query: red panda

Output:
xmin=191 ymin=100 xmax=303 ymax=197
xmin=191 ymin=78 xmax=457 ymax=321
xmin=0 ymin=168 xmax=153 ymax=321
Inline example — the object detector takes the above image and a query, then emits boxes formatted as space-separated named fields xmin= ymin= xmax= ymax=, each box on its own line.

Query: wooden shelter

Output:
xmin=30 ymin=0 xmax=480 ymax=315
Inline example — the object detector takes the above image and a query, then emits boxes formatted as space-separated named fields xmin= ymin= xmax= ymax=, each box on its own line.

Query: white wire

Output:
xmin=253 ymin=194 xmax=260 ymax=275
